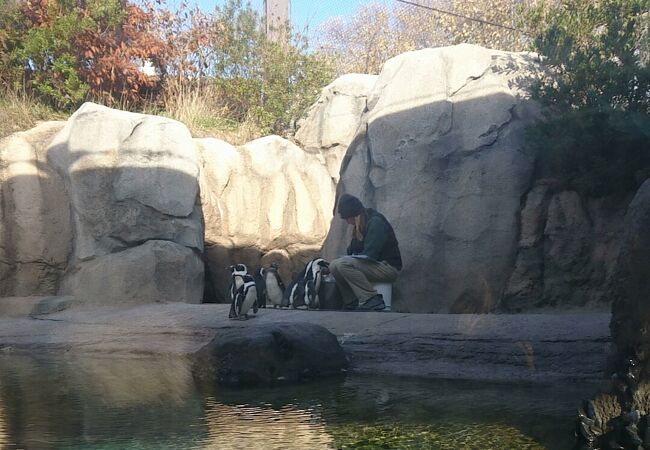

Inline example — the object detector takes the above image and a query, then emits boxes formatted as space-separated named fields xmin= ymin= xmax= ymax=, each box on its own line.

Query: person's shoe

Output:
xmin=358 ymin=294 xmax=386 ymax=311
xmin=342 ymin=302 xmax=358 ymax=311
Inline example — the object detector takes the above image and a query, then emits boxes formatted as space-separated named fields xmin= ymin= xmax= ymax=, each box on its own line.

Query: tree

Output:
xmin=318 ymin=0 xmax=527 ymax=75
xmin=6 ymin=0 xmax=168 ymax=109
xmin=0 ymin=0 xmax=20 ymax=85
xmin=525 ymin=0 xmax=650 ymax=113
xmin=524 ymin=0 xmax=650 ymax=196
xmin=162 ymin=0 xmax=333 ymax=134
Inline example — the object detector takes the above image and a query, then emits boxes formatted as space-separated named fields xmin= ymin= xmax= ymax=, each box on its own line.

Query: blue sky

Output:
xmin=191 ymin=0 xmax=393 ymax=36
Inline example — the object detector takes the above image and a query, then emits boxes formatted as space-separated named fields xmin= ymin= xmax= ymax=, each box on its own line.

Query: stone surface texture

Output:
xmin=46 ymin=103 xmax=204 ymax=304
xmin=610 ymin=179 xmax=650 ymax=376
xmin=571 ymin=180 xmax=650 ymax=450
xmin=502 ymin=183 xmax=629 ymax=312
xmin=322 ymin=44 xmax=543 ymax=313
xmin=0 ymin=121 xmax=70 ymax=296
xmin=197 ymin=135 xmax=337 ymax=299
xmin=0 ymin=46 xmax=642 ymax=314
xmin=60 ymin=240 xmax=204 ymax=305
xmin=295 ymin=73 xmax=378 ymax=183
xmin=192 ymin=321 xmax=348 ymax=385
xmin=0 ymin=299 xmax=610 ymax=384
xmin=0 ymin=103 xmax=204 ymax=305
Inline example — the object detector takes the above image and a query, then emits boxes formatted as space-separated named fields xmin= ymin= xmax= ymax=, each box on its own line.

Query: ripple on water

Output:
xmin=201 ymin=399 xmax=335 ymax=449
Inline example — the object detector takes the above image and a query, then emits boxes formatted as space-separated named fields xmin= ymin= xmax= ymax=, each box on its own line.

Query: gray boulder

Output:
xmin=296 ymin=73 xmax=378 ymax=182
xmin=60 ymin=240 xmax=203 ymax=305
xmin=44 ymin=103 xmax=204 ymax=305
xmin=48 ymin=103 xmax=203 ymax=261
xmin=322 ymin=44 xmax=542 ymax=313
xmin=192 ymin=322 xmax=348 ymax=385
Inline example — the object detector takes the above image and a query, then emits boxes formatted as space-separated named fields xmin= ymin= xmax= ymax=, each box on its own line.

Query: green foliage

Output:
xmin=5 ymin=0 xmax=128 ymax=109
xmin=530 ymin=110 xmax=650 ymax=197
xmin=16 ymin=16 xmax=92 ymax=109
xmin=526 ymin=0 xmax=650 ymax=113
xmin=524 ymin=0 xmax=650 ymax=197
xmin=329 ymin=422 xmax=545 ymax=450
xmin=0 ymin=0 xmax=333 ymax=138
xmin=0 ymin=0 xmax=21 ymax=85
xmin=209 ymin=0 xmax=334 ymax=134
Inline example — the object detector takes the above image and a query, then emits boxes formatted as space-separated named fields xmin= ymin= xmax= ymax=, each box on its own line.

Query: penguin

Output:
xmin=230 ymin=274 xmax=258 ymax=320
xmin=226 ymin=264 xmax=249 ymax=319
xmin=302 ymin=258 xmax=329 ymax=309
xmin=253 ymin=267 xmax=267 ymax=309
xmin=282 ymin=277 xmax=306 ymax=308
xmin=262 ymin=262 xmax=285 ymax=308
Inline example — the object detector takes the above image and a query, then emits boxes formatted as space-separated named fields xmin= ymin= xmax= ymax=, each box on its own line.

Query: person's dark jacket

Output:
xmin=346 ymin=208 xmax=402 ymax=270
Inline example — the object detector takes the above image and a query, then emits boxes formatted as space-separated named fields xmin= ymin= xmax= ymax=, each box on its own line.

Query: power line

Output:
xmin=395 ymin=0 xmax=521 ymax=32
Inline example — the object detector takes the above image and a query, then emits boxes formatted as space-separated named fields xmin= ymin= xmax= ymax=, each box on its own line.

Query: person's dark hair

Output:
xmin=337 ymin=194 xmax=364 ymax=219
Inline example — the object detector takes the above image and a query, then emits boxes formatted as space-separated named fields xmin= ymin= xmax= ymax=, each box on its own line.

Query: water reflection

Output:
xmin=202 ymin=400 xmax=334 ymax=449
xmin=0 ymin=391 xmax=7 ymax=449
xmin=0 ymin=354 xmax=596 ymax=450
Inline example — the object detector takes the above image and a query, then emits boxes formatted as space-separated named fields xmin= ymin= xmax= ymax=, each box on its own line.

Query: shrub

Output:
xmin=530 ymin=109 xmax=650 ymax=196
xmin=5 ymin=0 xmax=168 ymax=110
xmin=206 ymin=0 xmax=333 ymax=134
xmin=524 ymin=0 xmax=650 ymax=197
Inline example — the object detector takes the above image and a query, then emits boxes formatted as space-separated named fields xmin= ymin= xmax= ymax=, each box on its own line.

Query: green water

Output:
xmin=0 ymin=355 xmax=595 ymax=450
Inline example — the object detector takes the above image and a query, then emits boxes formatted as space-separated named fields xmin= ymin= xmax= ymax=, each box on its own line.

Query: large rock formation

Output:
xmin=610 ymin=180 xmax=650 ymax=376
xmin=0 ymin=121 xmax=69 ymax=296
xmin=197 ymin=135 xmax=337 ymax=299
xmin=0 ymin=103 xmax=205 ymax=305
xmin=574 ymin=180 xmax=650 ymax=449
xmin=502 ymin=182 xmax=629 ymax=312
xmin=0 ymin=46 xmax=639 ymax=313
xmin=194 ymin=74 xmax=379 ymax=301
xmin=322 ymin=44 xmax=542 ymax=313
xmin=295 ymin=73 xmax=378 ymax=183
xmin=47 ymin=103 xmax=204 ymax=305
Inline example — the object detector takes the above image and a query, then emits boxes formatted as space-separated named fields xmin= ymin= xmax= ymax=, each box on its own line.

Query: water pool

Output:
xmin=0 ymin=354 xmax=596 ymax=449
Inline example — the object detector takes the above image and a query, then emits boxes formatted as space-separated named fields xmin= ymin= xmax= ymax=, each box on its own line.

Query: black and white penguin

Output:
xmin=262 ymin=262 xmax=285 ymax=308
xmin=230 ymin=274 xmax=258 ymax=319
xmin=226 ymin=264 xmax=250 ymax=318
xmin=226 ymin=264 xmax=248 ymax=299
xmin=253 ymin=267 xmax=267 ymax=309
xmin=303 ymin=258 xmax=329 ymax=309
xmin=282 ymin=277 xmax=305 ymax=308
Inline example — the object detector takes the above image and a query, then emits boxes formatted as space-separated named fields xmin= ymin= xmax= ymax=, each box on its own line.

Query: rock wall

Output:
xmin=573 ymin=180 xmax=650 ymax=449
xmin=501 ymin=182 xmax=630 ymax=312
xmin=321 ymin=44 xmax=542 ymax=313
xmin=0 ymin=121 xmax=70 ymax=296
xmin=0 ymin=45 xmax=641 ymax=313
xmin=610 ymin=180 xmax=650 ymax=374
xmin=0 ymin=103 xmax=205 ymax=305
xmin=295 ymin=73 xmax=378 ymax=183
xmin=48 ymin=103 xmax=205 ymax=305
xmin=197 ymin=135 xmax=337 ymax=300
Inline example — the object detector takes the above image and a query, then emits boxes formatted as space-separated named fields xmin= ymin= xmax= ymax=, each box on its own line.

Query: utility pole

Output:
xmin=264 ymin=0 xmax=290 ymax=43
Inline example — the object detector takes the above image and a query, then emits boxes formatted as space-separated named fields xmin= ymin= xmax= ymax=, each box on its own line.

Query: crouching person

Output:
xmin=329 ymin=194 xmax=402 ymax=311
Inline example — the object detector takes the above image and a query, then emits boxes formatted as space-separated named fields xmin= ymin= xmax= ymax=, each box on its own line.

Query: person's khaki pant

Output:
xmin=329 ymin=256 xmax=399 ymax=308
